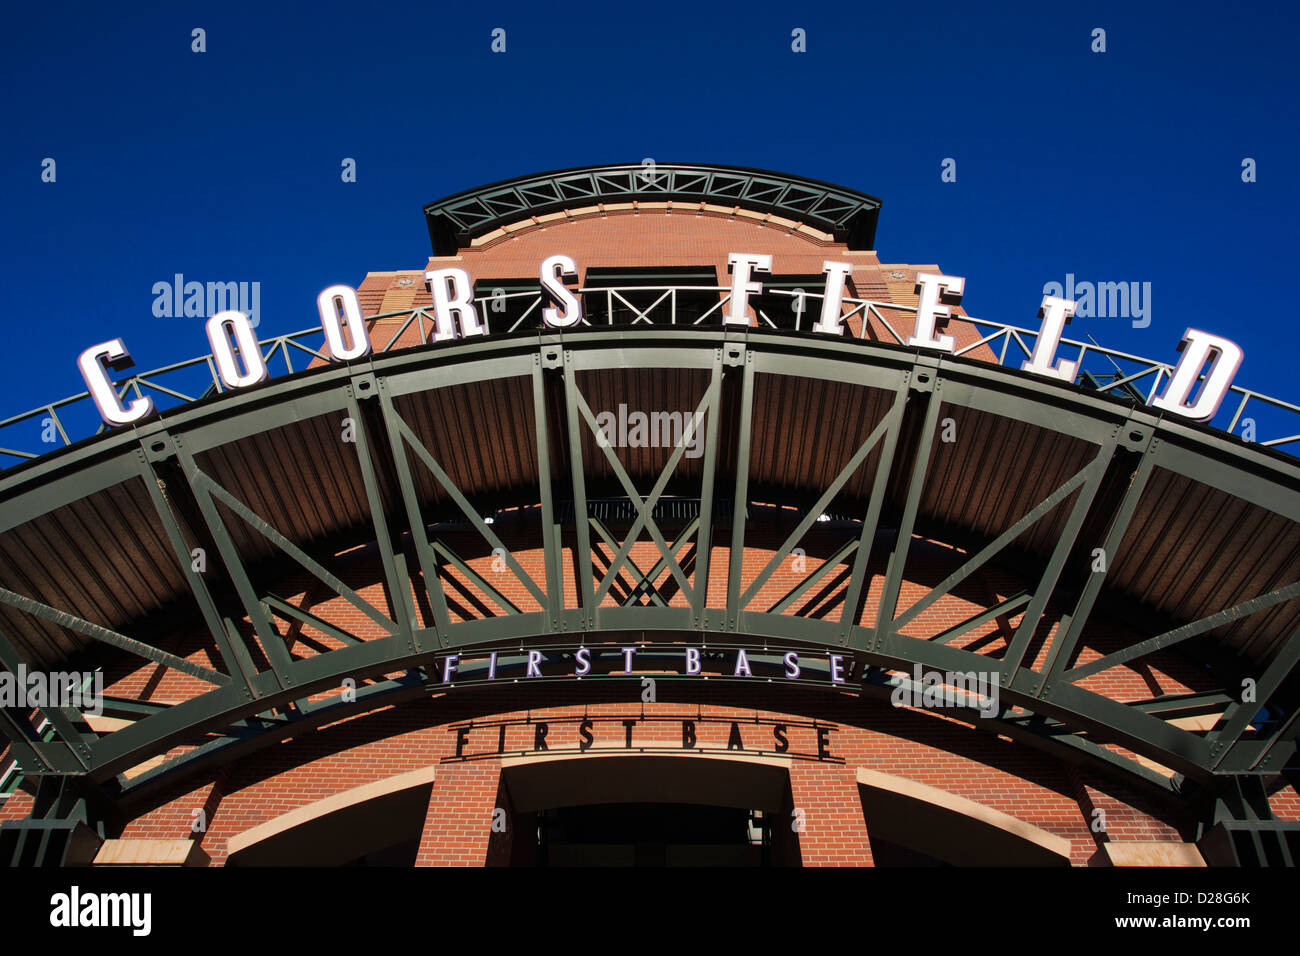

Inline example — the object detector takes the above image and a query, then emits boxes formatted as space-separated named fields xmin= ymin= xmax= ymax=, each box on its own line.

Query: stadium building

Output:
xmin=1 ymin=163 xmax=1298 ymax=867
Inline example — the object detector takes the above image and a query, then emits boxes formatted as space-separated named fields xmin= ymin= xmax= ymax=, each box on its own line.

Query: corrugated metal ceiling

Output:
xmin=1 ymin=364 xmax=1297 ymax=680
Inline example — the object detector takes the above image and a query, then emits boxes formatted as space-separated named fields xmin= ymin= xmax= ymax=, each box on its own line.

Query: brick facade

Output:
xmin=0 ymin=668 xmax=1210 ymax=866
xmin=2 ymin=196 xmax=1291 ymax=867
xmin=0 ymin=527 xmax=1245 ymax=866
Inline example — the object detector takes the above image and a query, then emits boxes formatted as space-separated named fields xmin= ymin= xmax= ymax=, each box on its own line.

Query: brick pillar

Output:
xmin=1066 ymin=765 xmax=1182 ymax=866
xmin=788 ymin=763 xmax=874 ymax=866
xmin=415 ymin=760 xmax=504 ymax=866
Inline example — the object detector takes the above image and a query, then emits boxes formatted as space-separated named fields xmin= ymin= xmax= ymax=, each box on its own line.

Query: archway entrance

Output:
xmin=498 ymin=754 xmax=801 ymax=867
xmin=225 ymin=767 xmax=437 ymax=867
xmin=856 ymin=769 xmax=1073 ymax=866
xmin=528 ymin=803 xmax=769 ymax=866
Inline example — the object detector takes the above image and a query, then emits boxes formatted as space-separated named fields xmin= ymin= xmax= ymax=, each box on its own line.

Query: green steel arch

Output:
xmin=422 ymin=162 xmax=883 ymax=255
xmin=1 ymin=323 xmax=1299 ymax=864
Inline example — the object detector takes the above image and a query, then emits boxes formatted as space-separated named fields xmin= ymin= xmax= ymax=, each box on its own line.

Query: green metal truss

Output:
xmin=422 ymin=162 xmax=883 ymax=255
xmin=1 ymin=326 xmax=1298 ymax=854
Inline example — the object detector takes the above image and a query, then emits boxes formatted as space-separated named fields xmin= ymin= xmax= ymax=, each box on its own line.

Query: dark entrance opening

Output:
xmin=523 ymin=802 xmax=771 ymax=866
xmin=868 ymin=836 xmax=951 ymax=867
xmin=499 ymin=754 xmax=802 ymax=866
xmin=340 ymin=838 xmax=422 ymax=867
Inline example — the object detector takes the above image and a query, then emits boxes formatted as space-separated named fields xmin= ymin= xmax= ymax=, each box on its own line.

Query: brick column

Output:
xmin=415 ymin=760 xmax=504 ymax=866
xmin=787 ymin=763 xmax=874 ymax=866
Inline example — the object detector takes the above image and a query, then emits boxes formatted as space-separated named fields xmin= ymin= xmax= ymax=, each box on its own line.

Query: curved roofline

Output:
xmin=421 ymin=162 xmax=883 ymax=256
xmin=3 ymin=327 xmax=1297 ymax=794
xmin=5 ymin=294 xmax=1300 ymax=473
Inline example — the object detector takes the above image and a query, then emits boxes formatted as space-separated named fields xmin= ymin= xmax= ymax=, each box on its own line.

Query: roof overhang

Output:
xmin=422 ymin=163 xmax=883 ymax=255
xmin=2 ymin=327 xmax=1298 ymax=801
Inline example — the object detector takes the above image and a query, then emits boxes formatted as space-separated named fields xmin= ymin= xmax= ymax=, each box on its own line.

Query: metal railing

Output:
xmin=1 ymin=285 xmax=1295 ymax=467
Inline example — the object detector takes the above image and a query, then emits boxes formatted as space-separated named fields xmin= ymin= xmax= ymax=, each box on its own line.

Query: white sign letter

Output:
xmin=1150 ymin=329 xmax=1244 ymax=421
xmin=540 ymin=254 xmax=582 ymax=328
xmin=725 ymin=253 xmax=772 ymax=326
xmin=425 ymin=268 xmax=486 ymax=342
xmin=1021 ymin=296 xmax=1078 ymax=382
xmin=907 ymin=273 xmax=964 ymax=352
xmin=77 ymin=340 xmax=155 ymax=426
xmin=206 ymin=311 xmax=268 ymax=389
xmin=317 ymin=284 xmax=372 ymax=361
xmin=812 ymin=261 xmax=853 ymax=335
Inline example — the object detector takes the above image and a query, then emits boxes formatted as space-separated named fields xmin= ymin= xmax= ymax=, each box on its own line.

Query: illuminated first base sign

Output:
xmin=76 ymin=252 xmax=1244 ymax=427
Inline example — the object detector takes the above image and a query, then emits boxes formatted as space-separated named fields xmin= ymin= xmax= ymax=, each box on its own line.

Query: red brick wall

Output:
xmin=2 ymin=634 xmax=1280 ymax=865
xmin=2 ymin=686 xmax=1189 ymax=867
xmin=0 ymin=512 xmax=1243 ymax=868
xmin=345 ymin=208 xmax=994 ymax=359
xmin=3 ymin=205 xmax=1288 ymax=866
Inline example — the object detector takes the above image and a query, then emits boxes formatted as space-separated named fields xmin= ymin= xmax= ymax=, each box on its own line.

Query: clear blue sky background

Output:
xmin=1 ymin=1 xmax=1296 ymax=424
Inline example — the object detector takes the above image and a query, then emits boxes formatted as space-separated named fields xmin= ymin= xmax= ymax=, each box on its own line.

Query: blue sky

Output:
xmin=1 ymin=1 xmax=1296 ymax=433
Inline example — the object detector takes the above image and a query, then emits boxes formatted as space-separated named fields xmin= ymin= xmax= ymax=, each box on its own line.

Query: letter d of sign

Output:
xmin=206 ymin=311 xmax=268 ymax=389
xmin=78 ymin=339 xmax=156 ymax=426
xmin=317 ymin=285 xmax=372 ymax=361
xmin=1150 ymin=329 xmax=1244 ymax=422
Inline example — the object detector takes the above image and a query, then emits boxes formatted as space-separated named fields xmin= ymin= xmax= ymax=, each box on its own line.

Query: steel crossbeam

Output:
xmin=0 ymin=327 xmax=1296 ymax=810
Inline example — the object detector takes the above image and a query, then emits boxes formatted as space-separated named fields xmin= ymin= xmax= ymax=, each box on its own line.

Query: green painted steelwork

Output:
xmin=0 ymin=325 xmax=1297 ymax=841
xmin=422 ymin=163 xmax=882 ymax=255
